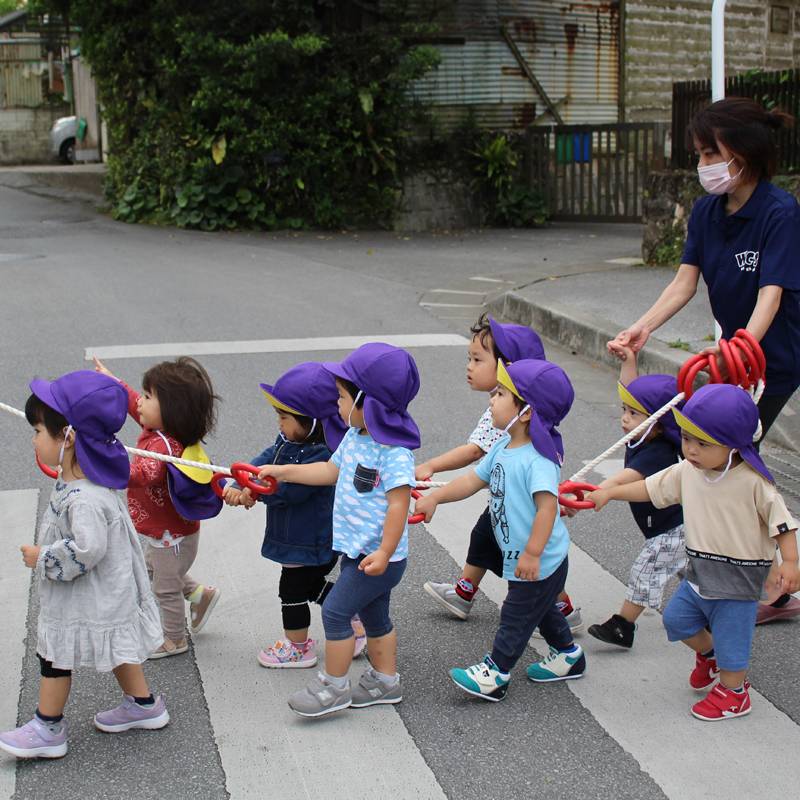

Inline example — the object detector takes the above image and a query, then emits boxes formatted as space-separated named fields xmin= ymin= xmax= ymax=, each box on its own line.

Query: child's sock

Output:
xmin=722 ymin=684 xmax=745 ymax=693
xmin=35 ymin=709 xmax=64 ymax=734
xmin=323 ymin=671 xmax=348 ymax=689
xmin=290 ymin=638 xmax=311 ymax=650
xmin=133 ymin=695 xmax=155 ymax=707
xmin=701 ymin=647 xmax=715 ymax=658
xmin=559 ymin=643 xmax=579 ymax=654
xmin=375 ymin=670 xmax=399 ymax=686
xmin=557 ymin=595 xmax=575 ymax=615
xmin=455 ymin=578 xmax=476 ymax=601
xmin=187 ymin=585 xmax=205 ymax=604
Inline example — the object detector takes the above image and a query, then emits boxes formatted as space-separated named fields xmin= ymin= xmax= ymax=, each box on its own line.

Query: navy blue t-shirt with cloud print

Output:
xmin=624 ymin=437 xmax=683 ymax=539
xmin=682 ymin=180 xmax=800 ymax=395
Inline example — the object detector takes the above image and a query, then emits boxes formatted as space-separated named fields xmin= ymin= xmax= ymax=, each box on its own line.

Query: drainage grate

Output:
xmin=762 ymin=452 xmax=800 ymax=504
xmin=0 ymin=253 xmax=45 ymax=261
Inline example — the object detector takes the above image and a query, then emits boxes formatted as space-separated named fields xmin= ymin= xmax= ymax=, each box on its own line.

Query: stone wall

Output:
xmin=393 ymin=172 xmax=483 ymax=231
xmin=0 ymin=105 xmax=72 ymax=165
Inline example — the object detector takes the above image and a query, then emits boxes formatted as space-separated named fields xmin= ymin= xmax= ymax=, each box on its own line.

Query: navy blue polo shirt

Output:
xmin=682 ymin=180 xmax=800 ymax=395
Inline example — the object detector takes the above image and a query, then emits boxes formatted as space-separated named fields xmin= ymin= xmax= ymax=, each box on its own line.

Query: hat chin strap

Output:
xmin=58 ymin=425 xmax=74 ymax=467
xmin=348 ymin=391 xmax=363 ymax=428
xmin=503 ymin=404 xmax=530 ymax=435
xmin=703 ymin=449 xmax=737 ymax=483
xmin=627 ymin=420 xmax=657 ymax=449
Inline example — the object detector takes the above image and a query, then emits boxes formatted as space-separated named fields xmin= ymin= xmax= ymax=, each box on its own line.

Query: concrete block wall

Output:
xmin=394 ymin=172 xmax=483 ymax=231
xmin=0 ymin=105 xmax=72 ymax=165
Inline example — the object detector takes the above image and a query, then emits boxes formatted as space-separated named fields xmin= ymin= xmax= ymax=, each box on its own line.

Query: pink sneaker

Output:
xmin=352 ymin=616 xmax=367 ymax=658
xmin=258 ymin=638 xmax=317 ymax=668
xmin=0 ymin=716 xmax=67 ymax=758
xmin=93 ymin=695 xmax=169 ymax=733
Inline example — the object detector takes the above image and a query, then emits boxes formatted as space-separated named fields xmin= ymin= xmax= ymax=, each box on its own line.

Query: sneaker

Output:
xmin=689 ymin=652 xmax=720 ymax=691
xmin=756 ymin=596 xmax=800 ymax=625
xmin=526 ymin=645 xmax=586 ymax=682
xmin=258 ymin=638 xmax=317 ymax=669
xmin=351 ymin=616 xmax=367 ymax=658
xmin=691 ymin=682 xmax=751 ymax=721
xmin=0 ymin=716 xmax=67 ymax=759
xmin=351 ymin=667 xmax=403 ymax=707
xmin=587 ymin=614 xmax=636 ymax=649
xmin=94 ymin=695 xmax=169 ymax=733
xmin=148 ymin=636 xmax=188 ymax=659
xmin=189 ymin=586 xmax=221 ymax=635
xmin=532 ymin=608 xmax=584 ymax=639
xmin=449 ymin=655 xmax=510 ymax=702
xmin=288 ymin=673 xmax=352 ymax=717
xmin=423 ymin=581 xmax=473 ymax=620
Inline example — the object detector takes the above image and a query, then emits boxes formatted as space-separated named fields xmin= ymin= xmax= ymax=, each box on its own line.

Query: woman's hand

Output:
xmin=697 ymin=344 xmax=730 ymax=382
xmin=21 ymin=545 xmax=41 ymax=568
xmin=608 ymin=325 xmax=649 ymax=357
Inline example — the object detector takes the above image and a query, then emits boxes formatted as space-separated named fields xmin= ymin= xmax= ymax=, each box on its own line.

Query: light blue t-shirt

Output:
xmin=330 ymin=428 xmax=415 ymax=561
xmin=474 ymin=439 xmax=569 ymax=581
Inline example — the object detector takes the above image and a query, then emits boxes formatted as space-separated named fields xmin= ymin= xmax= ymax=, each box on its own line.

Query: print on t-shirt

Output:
xmin=489 ymin=463 xmax=510 ymax=543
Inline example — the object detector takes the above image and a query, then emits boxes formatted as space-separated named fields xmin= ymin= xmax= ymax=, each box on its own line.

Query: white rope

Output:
xmin=0 ymin=402 xmax=26 ymax=419
xmin=415 ymin=480 xmax=448 ymax=489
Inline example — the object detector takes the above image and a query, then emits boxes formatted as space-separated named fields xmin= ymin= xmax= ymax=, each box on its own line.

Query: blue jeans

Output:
xmin=662 ymin=580 xmax=758 ymax=672
xmin=321 ymin=554 xmax=407 ymax=640
xmin=490 ymin=556 xmax=572 ymax=673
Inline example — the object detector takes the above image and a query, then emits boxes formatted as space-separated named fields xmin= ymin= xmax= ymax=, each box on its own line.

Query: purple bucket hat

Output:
xmin=322 ymin=343 xmax=421 ymax=449
xmin=618 ymin=375 xmax=684 ymax=448
xmin=497 ymin=359 xmax=574 ymax=466
xmin=488 ymin=317 xmax=546 ymax=362
xmin=30 ymin=371 xmax=130 ymax=490
xmin=260 ymin=362 xmax=348 ymax=451
xmin=672 ymin=384 xmax=773 ymax=483
xmin=167 ymin=467 xmax=223 ymax=520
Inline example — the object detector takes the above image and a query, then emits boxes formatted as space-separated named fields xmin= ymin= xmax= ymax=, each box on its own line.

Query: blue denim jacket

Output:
xmin=234 ymin=435 xmax=336 ymax=567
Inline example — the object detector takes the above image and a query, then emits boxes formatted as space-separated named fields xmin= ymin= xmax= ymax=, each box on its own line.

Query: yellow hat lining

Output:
xmin=671 ymin=408 xmax=724 ymax=446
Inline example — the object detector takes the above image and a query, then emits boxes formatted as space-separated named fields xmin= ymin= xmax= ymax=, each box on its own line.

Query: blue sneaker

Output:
xmin=449 ymin=655 xmax=510 ymax=702
xmin=526 ymin=645 xmax=586 ymax=682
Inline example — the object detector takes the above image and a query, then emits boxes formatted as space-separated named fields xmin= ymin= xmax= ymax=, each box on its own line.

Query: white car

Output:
xmin=50 ymin=116 xmax=76 ymax=164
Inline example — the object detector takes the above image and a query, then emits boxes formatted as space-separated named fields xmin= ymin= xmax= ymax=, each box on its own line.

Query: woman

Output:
xmin=609 ymin=97 xmax=800 ymax=624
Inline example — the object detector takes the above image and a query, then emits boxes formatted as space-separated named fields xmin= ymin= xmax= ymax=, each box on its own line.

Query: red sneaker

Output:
xmin=689 ymin=652 xmax=720 ymax=690
xmin=691 ymin=682 xmax=751 ymax=721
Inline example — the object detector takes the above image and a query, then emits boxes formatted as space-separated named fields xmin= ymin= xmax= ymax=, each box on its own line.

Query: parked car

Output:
xmin=50 ymin=116 xmax=76 ymax=164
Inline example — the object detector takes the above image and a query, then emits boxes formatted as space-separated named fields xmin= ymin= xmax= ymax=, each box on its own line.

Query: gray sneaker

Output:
xmin=532 ymin=608 xmax=584 ymax=639
xmin=423 ymin=581 xmax=473 ymax=620
xmin=351 ymin=668 xmax=403 ymax=707
xmin=288 ymin=673 xmax=352 ymax=717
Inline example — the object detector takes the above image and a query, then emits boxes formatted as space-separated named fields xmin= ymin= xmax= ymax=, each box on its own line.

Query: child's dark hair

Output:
xmin=471 ymin=313 xmax=508 ymax=363
xmin=289 ymin=411 xmax=327 ymax=446
xmin=25 ymin=393 xmax=79 ymax=471
xmin=141 ymin=357 xmax=220 ymax=445
xmin=337 ymin=378 xmax=365 ymax=409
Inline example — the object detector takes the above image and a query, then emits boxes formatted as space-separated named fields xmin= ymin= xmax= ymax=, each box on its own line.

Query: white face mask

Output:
xmin=697 ymin=156 xmax=743 ymax=195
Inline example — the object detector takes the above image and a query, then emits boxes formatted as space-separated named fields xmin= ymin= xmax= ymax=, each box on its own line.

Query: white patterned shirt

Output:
xmin=468 ymin=407 xmax=509 ymax=453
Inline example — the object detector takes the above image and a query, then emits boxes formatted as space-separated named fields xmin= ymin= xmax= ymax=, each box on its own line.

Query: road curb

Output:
xmin=0 ymin=165 xmax=106 ymax=198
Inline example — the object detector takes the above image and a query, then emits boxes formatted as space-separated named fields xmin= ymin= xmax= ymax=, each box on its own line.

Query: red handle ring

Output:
xmin=677 ymin=353 xmax=706 ymax=398
xmin=558 ymin=480 xmax=601 ymax=509
xmin=682 ymin=355 xmax=709 ymax=401
xmin=735 ymin=329 xmax=766 ymax=374
xmin=409 ymin=488 xmax=425 ymax=524
xmin=229 ymin=462 xmax=278 ymax=496
xmin=707 ymin=352 xmax=723 ymax=385
xmin=36 ymin=453 xmax=59 ymax=480
xmin=211 ymin=472 xmax=228 ymax=498
xmin=729 ymin=335 xmax=761 ymax=386
xmin=724 ymin=337 xmax=750 ymax=391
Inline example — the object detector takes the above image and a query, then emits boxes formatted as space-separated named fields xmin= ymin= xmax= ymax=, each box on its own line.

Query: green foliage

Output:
xmin=0 ymin=0 xmax=24 ymax=16
xmin=39 ymin=0 xmax=441 ymax=230
xmin=647 ymin=219 xmax=686 ymax=267
xmin=667 ymin=340 xmax=692 ymax=352
xmin=470 ymin=134 xmax=549 ymax=227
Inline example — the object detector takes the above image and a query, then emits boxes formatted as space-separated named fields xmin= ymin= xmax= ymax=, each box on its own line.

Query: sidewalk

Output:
xmin=0 ymin=163 xmax=105 ymax=200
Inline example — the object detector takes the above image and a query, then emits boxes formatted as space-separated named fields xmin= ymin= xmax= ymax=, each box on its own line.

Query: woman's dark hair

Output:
xmin=470 ymin=313 xmax=508 ymax=363
xmin=686 ymin=97 xmax=794 ymax=183
xmin=338 ymin=378 xmax=365 ymax=409
xmin=289 ymin=411 xmax=327 ymax=446
xmin=25 ymin=393 xmax=79 ymax=471
xmin=141 ymin=357 xmax=220 ymax=446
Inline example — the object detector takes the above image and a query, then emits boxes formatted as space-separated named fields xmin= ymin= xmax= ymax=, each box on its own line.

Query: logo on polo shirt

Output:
xmin=735 ymin=250 xmax=759 ymax=271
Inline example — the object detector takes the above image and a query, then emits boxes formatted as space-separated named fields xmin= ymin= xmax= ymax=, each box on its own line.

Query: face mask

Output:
xmin=697 ymin=157 xmax=743 ymax=195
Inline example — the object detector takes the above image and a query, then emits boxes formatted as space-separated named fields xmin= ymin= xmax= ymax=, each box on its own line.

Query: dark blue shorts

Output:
xmin=466 ymin=506 xmax=504 ymax=577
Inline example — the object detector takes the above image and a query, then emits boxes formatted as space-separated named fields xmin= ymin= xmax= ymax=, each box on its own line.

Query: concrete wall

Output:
xmin=0 ymin=105 xmax=71 ymax=165
xmin=625 ymin=1 xmax=800 ymax=122
xmin=393 ymin=172 xmax=483 ymax=231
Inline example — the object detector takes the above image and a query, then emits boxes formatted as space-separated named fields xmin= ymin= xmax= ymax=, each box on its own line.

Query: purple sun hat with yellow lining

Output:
xmin=496 ymin=358 xmax=574 ymax=466
xmin=672 ymin=383 xmax=773 ymax=483
xmin=260 ymin=362 xmax=348 ymax=451
xmin=618 ymin=375 xmax=684 ymax=448
xmin=488 ymin=317 xmax=545 ymax=362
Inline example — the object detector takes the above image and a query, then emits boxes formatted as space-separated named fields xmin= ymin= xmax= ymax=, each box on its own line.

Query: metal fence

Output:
xmin=525 ymin=123 xmax=666 ymax=222
xmin=672 ymin=69 xmax=800 ymax=171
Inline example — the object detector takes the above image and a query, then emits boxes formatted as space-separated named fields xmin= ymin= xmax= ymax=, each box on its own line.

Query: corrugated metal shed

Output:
xmin=410 ymin=1 xmax=620 ymax=131
xmin=0 ymin=40 xmax=44 ymax=108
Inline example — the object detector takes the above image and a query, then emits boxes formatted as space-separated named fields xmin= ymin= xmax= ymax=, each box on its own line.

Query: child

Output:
xmin=222 ymin=362 xmax=367 ymax=667
xmin=584 ymin=346 xmax=686 ymax=649
xmin=588 ymin=384 xmax=800 ymax=721
xmin=420 ymin=315 xmax=581 ymax=633
xmin=93 ymin=356 xmax=221 ymax=658
xmin=0 ymin=372 xmax=167 ymax=759
xmin=415 ymin=359 xmax=585 ymax=702
xmin=257 ymin=343 xmax=419 ymax=716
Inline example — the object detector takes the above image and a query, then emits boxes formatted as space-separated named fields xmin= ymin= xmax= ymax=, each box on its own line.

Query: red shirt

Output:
xmin=123 ymin=383 xmax=200 ymax=539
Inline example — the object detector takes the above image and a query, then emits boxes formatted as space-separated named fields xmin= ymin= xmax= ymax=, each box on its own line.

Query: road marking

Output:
xmin=85 ymin=333 xmax=469 ymax=361
xmin=605 ymin=257 xmax=643 ymax=265
xmin=469 ymin=276 xmax=507 ymax=283
xmin=191 ymin=508 xmax=447 ymax=800
xmin=426 ymin=289 xmax=487 ymax=296
xmin=0 ymin=489 xmax=38 ymax=797
xmin=418 ymin=303 xmax=484 ymax=309
xmin=425 ymin=469 xmax=800 ymax=800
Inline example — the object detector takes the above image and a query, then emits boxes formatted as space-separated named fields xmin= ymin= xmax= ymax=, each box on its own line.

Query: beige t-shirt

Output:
xmin=645 ymin=459 xmax=797 ymax=600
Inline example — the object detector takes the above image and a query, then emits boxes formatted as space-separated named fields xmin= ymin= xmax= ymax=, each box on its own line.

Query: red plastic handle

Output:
xmin=230 ymin=462 xmax=278 ymax=496
xmin=36 ymin=453 xmax=59 ymax=480
xmin=409 ymin=488 xmax=425 ymax=524
xmin=729 ymin=336 xmax=760 ymax=386
xmin=211 ymin=472 xmax=228 ymax=498
xmin=707 ymin=352 xmax=723 ymax=385
xmin=735 ymin=329 xmax=766 ymax=374
xmin=558 ymin=480 xmax=601 ymax=509
xmin=682 ymin=355 xmax=709 ymax=400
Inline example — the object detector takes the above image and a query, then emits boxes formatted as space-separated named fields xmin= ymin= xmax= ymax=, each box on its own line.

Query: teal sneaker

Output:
xmin=526 ymin=645 xmax=586 ymax=683
xmin=449 ymin=655 xmax=510 ymax=702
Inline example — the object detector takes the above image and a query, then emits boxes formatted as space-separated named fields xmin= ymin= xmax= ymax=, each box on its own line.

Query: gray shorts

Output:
xmin=626 ymin=525 xmax=687 ymax=609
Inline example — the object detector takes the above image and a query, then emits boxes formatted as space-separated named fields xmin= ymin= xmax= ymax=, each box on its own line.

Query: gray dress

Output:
xmin=35 ymin=478 xmax=163 ymax=672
